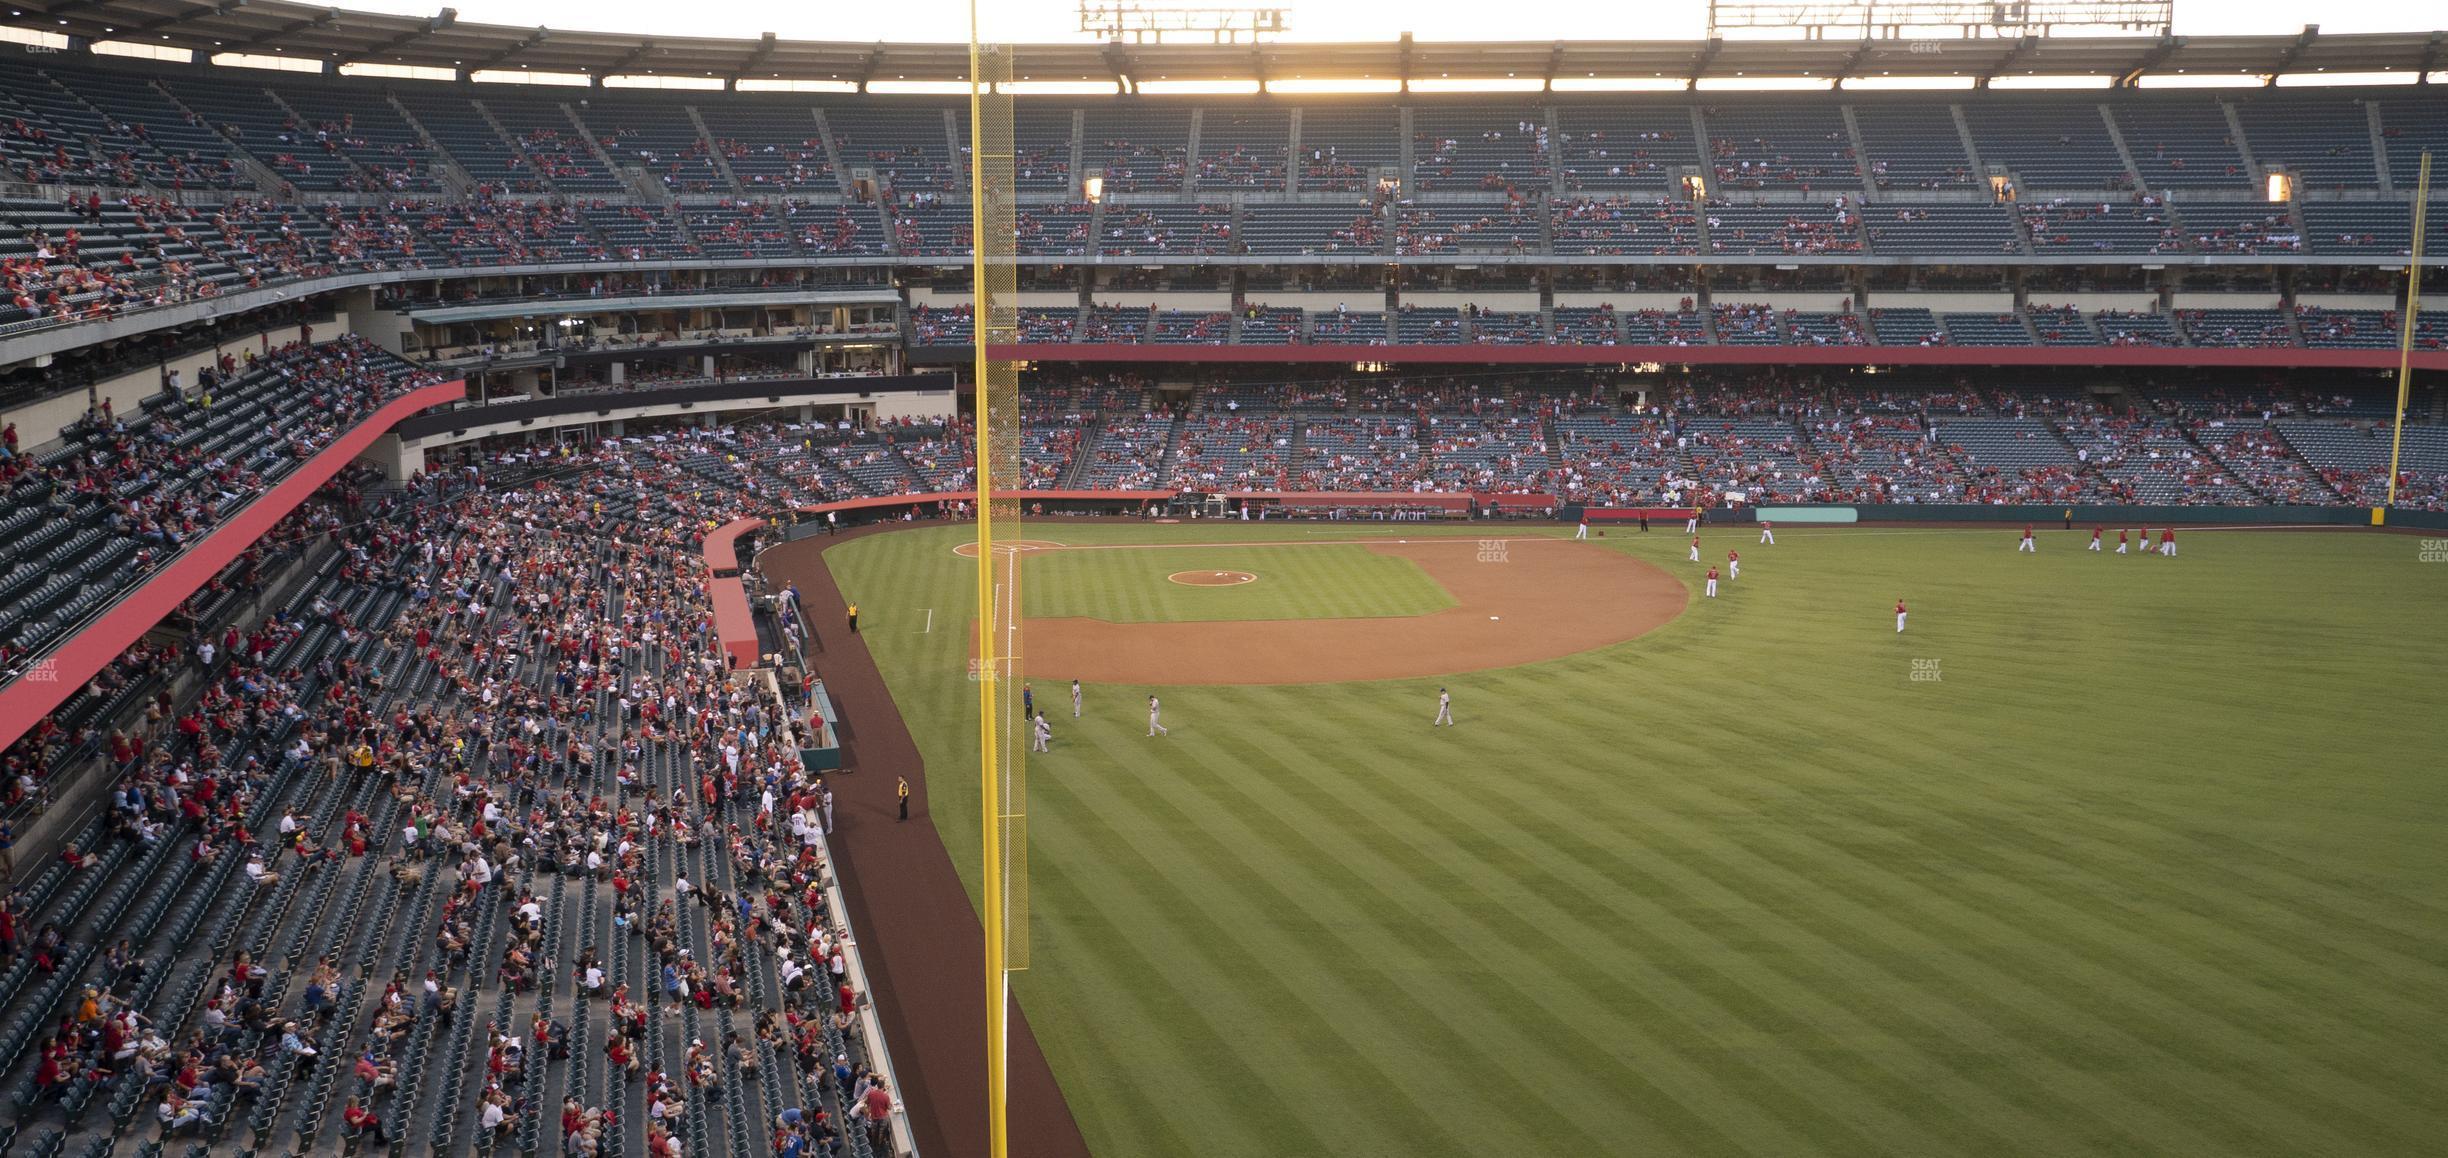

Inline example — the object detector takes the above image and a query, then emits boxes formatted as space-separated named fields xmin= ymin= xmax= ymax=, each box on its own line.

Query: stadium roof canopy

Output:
xmin=5 ymin=0 xmax=2444 ymax=89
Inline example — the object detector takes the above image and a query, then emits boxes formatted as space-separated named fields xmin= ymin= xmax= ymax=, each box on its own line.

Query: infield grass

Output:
xmin=1021 ymin=542 xmax=1452 ymax=623
xmin=826 ymin=521 xmax=2448 ymax=1158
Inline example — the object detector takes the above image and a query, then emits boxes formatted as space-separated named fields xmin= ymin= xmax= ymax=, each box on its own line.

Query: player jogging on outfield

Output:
xmin=1759 ymin=520 xmax=1774 ymax=545
xmin=2161 ymin=527 xmax=2176 ymax=557
xmin=1685 ymin=510 xmax=1700 ymax=535
xmin=1071 ymin=679 xmax=1082 ymax=718
xmin=2089 ymin=526 xmax=2103 ymax=552
xmin=2116 ymin=528 xmax=2129 ymax=555
xmin=1895 ymin=598 xmax=1908 ymax=633
xmin=1727 ymin=548 xmax=1740 ymax=579
xmin=1434 ymin=688 xmax=1454 ymax=727
xmin=1146 ymin=695 xmax=1169 ymax=737
xmin=2019 ymin=525 xmax=2036 ymax=553
xmin=1705 ymin=567 xmax=1720 ymax=598
xmin=1575 ymin=519 xmax=1588 ymax=540
xmin=1689 ymin=536 xmax=1701 ymax=563
xmin=1032 ymin=713 xmax=1052 ymax=753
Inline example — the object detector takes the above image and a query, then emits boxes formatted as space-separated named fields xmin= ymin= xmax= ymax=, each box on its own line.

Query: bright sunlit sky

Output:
xmin=330 ymin=0 xmax=2442 ymax=47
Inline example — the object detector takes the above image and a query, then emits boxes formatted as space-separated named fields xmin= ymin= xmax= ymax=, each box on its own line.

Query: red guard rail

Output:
xmin=0 ymin=378 xmax=468 ymax=753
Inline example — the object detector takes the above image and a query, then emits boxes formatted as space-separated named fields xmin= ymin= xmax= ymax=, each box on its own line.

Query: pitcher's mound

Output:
xmin=1169 ymin=570 xmax=1257 ymax=587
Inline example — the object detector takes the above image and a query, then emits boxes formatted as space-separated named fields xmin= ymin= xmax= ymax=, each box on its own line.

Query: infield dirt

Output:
xmin=1026 ymin=537 xmax=1686 ymax=684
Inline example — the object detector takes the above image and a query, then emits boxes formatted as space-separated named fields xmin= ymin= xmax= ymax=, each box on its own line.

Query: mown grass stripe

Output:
xmin=1142 ymin=723 xmax=1753 ymax=1157
xmin=1523 ymin=697 xmax=2428 ymax=1153
xmin=1030 ymin=758 xmax=1475 ymax=1157
xmin=1283 ymin=692 xmax=2097 ymax=1158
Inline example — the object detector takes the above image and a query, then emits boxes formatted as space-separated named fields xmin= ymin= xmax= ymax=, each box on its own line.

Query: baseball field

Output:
xmin=819 ymin=520 xmax=2448 ymax=1158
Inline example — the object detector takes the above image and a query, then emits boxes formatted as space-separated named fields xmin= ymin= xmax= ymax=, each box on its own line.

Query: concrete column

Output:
xmin=340 ymin=288 xmax=408 ymax=354
xmin=360 ymin=434 xmax=423 ymax=480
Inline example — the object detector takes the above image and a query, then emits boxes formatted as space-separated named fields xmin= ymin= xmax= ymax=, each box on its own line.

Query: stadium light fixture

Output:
xmin=2135 ymin=73 xmax=2259 ymax=88
xmin=1842 ymin=75 xmax=1975 ymax=90
xmin=1410 ymin=78 xmax=1542 ymax=93
xmin=1002 ymin=80 xmax=1121 ymax=95
xmin=1695 ymin=76 xmax=1835 ymax=90
xmin=1083 ymin=174 xmax=1105 ymax=203
xmin=1136 ymin=79 xmax=1261 ymax=94
xmin=1551 ymin=77 xmax=1687 ymax=92
xmin=1264 ymin=77 xmax=1401 ymax=94
xmin=1987 ymin=74 xmax=2114 ymax=89
xmin=2274 ymin=71 xmax=2419 ymax=87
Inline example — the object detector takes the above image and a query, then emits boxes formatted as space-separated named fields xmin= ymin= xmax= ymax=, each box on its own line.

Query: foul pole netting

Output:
xmin=968 ymin=25 xmax=1024 ymax=1158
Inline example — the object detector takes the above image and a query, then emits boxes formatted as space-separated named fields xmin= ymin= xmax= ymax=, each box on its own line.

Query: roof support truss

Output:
xmin=338 ymin=7 xmax=456 ymax=67
xmin=1977 ymin=35 xmax=2039 ymax=88
xmin=2117 ymin=36 xmax=2184 ymax=88
xmin=122 ymin=0 xmax=251 ymax=40
xmin=225 ymin=6 xmax=339 ymax=54
xmin=2263 ymin=24 xmax=2319 ymax=85
xmin=725 ymin=32 xmax=776 ymax=84
xmin=1688 ymin=37 xmax=1722 ymax=90
xmin=469 ymin=24 xmax=549 ymax=72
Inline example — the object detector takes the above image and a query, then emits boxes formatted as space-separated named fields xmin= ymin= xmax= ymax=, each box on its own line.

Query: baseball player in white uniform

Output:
xmin=1032 ymin=713 xmax=1052 ymax=753
xmin=1070 ymin=679 xmax=1082 ymax=718
xmin=1574 ymin=520 xmax=1588 ymax=540
xmin=1146 ymin=695 xmax=1169 ymax=737
xmin=1759 ymin=520 xmax=1774 ymax=545
xmin=1433 ymin=688 xmax=1454 ymax=726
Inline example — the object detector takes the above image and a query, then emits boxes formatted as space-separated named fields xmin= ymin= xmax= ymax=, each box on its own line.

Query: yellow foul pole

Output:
xmin=966 ymin=4 xmax=1008 ymax=1157
xmin=2385 ymin=151 xmax=2431 ymax=516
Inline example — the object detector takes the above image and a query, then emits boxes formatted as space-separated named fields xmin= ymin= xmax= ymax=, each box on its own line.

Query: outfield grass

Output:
xmin=827 ymin=521 xmax=2448 ymax=1158
xmin=1021 ymin=542 xmax=1452 ymax=623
